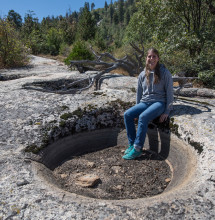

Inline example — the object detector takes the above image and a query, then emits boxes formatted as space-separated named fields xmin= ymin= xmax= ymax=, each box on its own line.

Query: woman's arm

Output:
xmin=159 ymin=113 xmax=169 ymax=123
xmin=163 ymin=70 xmax=174 ymax=115
xmin=136 ymin=72 xmax=144 ymax=104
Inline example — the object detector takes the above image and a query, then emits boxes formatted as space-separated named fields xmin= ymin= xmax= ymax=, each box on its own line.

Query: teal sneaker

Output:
xmin=124 ymin=144 xmax=134 ymax=155
xmin=122 ymin=148 xmax=142 ymax=160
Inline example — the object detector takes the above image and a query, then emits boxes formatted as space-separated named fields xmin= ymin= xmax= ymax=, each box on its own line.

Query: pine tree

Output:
xmin=104 ymin=1 xmax=108 ymax=11
xmin=76 ymin=4 xmax=96 ymax=41
xmin=7 ymin=10 xmax=22 ymax=29
xmin=91 ymin=3 xmax=95 ymax=11
xmin=125 ymin=9 xmax=130 ymax=25
xmin=118 ymin=0 xmax=124 ymax=23
xmin=113 ymin=12 xmax=119 ymax=25
xmin=110 ymin=0 xmax=114 ymax=24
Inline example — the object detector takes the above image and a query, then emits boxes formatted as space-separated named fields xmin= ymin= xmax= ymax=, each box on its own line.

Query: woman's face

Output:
xmin=146 ymin=51 xmax=159 ymax=70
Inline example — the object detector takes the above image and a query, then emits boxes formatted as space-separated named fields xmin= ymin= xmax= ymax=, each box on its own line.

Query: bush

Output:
xmin=161 ymin=48 xmax=215 ymax=77
xmin=198 ymin=70 xmax=215 ymax=89
xmin=64 ymin=41 xmax=94 ymax=65
xmin=0 ymin=19 xmax=29 ymax=68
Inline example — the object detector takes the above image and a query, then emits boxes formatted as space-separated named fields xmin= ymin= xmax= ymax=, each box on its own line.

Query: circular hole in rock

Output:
xmin=36 ymin=127 xmax=196 ymax=200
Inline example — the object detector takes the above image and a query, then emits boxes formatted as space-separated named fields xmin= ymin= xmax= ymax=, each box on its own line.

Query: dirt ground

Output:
xmin=53 ymin=145 xmax=171 ymax=200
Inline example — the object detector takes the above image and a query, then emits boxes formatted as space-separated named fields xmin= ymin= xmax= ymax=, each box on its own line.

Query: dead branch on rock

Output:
xmin=70 ymin=45 xmax=143 ymax=76
xmin=62 ymin=43 xmax=145 ymax=93
xmin=56 ymin=64 xmax=120 ymax=94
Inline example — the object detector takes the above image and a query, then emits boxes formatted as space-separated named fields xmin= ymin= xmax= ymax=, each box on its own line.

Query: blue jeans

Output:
xmin=124 ymin=102 xmax=166 ymax=149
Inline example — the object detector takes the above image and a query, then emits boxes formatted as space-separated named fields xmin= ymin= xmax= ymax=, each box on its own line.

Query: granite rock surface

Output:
xmin=0 ymin=56 xmax=215 ymax=219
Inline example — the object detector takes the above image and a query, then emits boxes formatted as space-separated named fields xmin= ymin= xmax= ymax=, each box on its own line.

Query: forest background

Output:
xmin=0 ymin=0 xmax=215 ymax=88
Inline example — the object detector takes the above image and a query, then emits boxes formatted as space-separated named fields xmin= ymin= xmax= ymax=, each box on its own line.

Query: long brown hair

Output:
xmin=145 ymin=48 xmax=161 ymax=84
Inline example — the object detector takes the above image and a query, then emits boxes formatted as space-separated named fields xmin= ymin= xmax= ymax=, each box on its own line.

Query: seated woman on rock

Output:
xmin=123 ymin=48 xmax=174 ymax=160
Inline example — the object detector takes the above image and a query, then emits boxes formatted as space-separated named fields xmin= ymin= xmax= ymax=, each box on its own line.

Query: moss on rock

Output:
xmin=169 ymin=117 xmax=180 ymax=137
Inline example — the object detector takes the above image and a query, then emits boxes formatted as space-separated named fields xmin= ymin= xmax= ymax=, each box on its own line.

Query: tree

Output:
xmin=118 ymin=0 xmax=124 ymax=23
xmin=110 ymin=0 xmax=114 ymax=23
xmin=47 ymin=27 xmax=63 ymax=55
xmin=113 ymin=12 xmax=119 ymax=25
xmin=164 ymin=0 xmax=212 ymax=57
xmin=70 ymin=11 xmax=79 ymax=21
xmin=104 ymin=1 xmax=108 ymax=11
xmin=0 ymin=18 xmax=29 ymax=67
xmin=125 ymin=0 xmax=215 ymax=57
xmin=22 ymin=11 xmax=39 ymax=36
xmin=124 ymin=0 xmax=160 ymax=46
xmin=206 ymin=0 xmax=215 ymax=15
xmin=59 ymin=17 xmax=76 ymax=45
xmin=128 ymin=0 xmax=134 ymax=6
xmin=84 ymin=2 xmax=90 ymax=11
xmin=93 ymin=10 xmax=100 ymax=23
xmin=7 ymin=10 xmax=22 ymax=29
xmin=76 ymin=4 xmax=96 ymax=41
xmin=28 ymin=29 xmax=48 ymax=54
xmin=124 ymin=9 xmax=130 ymax=25
xmin=91 ymin=3 xmax=95 ymax=11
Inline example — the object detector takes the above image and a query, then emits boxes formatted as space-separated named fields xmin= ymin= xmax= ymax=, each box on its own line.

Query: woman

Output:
xmin=123 ymin=48 xmax=173 ymax=160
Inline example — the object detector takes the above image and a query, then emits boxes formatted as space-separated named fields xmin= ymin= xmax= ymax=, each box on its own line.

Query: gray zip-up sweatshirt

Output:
xmin=136 ymin=64 xmax=174 ymax=115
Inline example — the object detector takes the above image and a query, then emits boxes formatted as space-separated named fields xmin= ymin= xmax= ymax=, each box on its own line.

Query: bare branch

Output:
xmin=59 ymin=63 xmax=123 ymax=93
xmin=130 ymin=43 xmax=144 ymax=55
xmin=70 ymin=60 xmax=113 ymax=67
xmin=125 ymin=55 xmax=138 ymax=67
xmin=90 ymin=46 xmax=100 ymax=60
xmin=58 ymin=44 xmax=146 ymax=93
xmin=89 ymin=46 xmax=119 ymax=62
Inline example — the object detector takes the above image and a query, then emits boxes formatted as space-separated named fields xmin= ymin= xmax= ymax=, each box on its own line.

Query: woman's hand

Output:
xmin=159 ymin=114 xmax=168 ymax=123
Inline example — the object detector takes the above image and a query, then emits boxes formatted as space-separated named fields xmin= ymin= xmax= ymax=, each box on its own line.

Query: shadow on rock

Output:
xmin=172 ymin=103 xmax=211 ymax=116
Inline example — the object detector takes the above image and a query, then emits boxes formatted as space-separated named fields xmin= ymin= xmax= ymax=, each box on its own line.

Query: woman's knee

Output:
xmin=124 ymin=110 xmax=130 ymax=119
xmin=124 ymin=109 xmax=134 ymax=120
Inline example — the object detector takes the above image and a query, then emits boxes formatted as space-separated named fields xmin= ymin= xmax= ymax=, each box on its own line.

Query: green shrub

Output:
xmin=64 ymin=41 xmax=94 ymax=65
xmin=198 ymin=70 xmax=215 ymax=89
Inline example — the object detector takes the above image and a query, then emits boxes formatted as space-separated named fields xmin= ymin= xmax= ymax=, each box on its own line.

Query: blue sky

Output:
xmin=0 ymin=0 xmax=117 ymax=22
